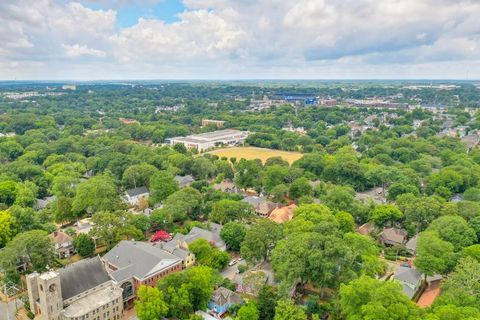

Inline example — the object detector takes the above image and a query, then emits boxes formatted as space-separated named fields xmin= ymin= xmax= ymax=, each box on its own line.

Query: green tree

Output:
xmin=14 ymin=181 xmax=38 ymax=207
xmin=427 ymin=215 xmax=476 ymax=251
xmin=162 ymin=187 xmax=202 ymax=222
xmin=188 ymin=238 xmax=230 ymax=269
xmin=241 ymin=219 xmax=283 ymax=264
xmin=73 ymin=234 xmax=95 ymax=257
xmin=370 ymin=204 xmax=403 ymax=226
xmin=338 ymin=275 xmax=420 ymax=320
xmin=387 ymin=182 xmax=419 ymax=201
xmin=53 ymin=196 xmax=75 ymax=224
xmin=210 ymin=199 xmax=253 ymax=224
xmin=72 ymin=175 xmax=120 ymax=214
xmin=397 ymin=194 xmax=443 ymax=231
xmin=235 ymin=159 xmax=262 ymax=190
xmin=52 ymin=174 xmax=79 ymax=197
xmin=0 ymin=211 xmax=15 ymax=248
xmin=289 ymin=178 xmax=313 ymax=200
xmin=158 ymin=266 xmax=218 ymax=319
xmin=273 ymin=299 xmax=307 ymax=320
xmin=122 ymin=164 xmax=158 ymax=189
xmin=220 ymin=222 xmax=247 ymax=252
xmin=258 ymin=285 xmax=279 ymax=320
xmin=462 ymin=244 xmax=480 ymax=262
xmin=435 ymin=257 xmax=480 ymax=308
xmin=0 ymin=180 xmax=17 ymax=205
xmin=90 ymin=211 xmax=143 ymax=249
xmin=149 ymin=170 xmax=179 ymax=204
xmin=237 ymin=303 xmax=259 ymax=320
xmin=135 ymin=285 xmax=169 ymax=320
xmin=425 ymin=305 xmax=480 ymax=320
xmin=414 ymin=231 xmax=456 ymax=277
xmin=0 ymin=230 xmax=55 ymax=272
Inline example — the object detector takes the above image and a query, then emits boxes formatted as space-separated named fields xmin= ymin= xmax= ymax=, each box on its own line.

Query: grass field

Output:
xmin=206 ymin=146 xmax=303 ymax=164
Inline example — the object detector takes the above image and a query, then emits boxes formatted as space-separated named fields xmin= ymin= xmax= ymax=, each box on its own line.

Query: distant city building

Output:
xmin=166 ymin=129 xmax=249 ymax=152
xmin=318 ymin=98 xmax=337 ymax=106
xmin=62 ymin=85 xmax=76 ymax=90
xmin=26 ymin=257 xmax=123 ymax=320
xmin=202 ymin=119 xmax=226 ymax=128
xmin=345 ymin=99 xmax=409 ymax=109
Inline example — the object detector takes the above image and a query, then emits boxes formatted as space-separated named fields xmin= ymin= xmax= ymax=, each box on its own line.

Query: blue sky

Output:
xmin=82 ymin=0 xmax=186 ymax=28
xmin=1 ymin=0 xmax=480 ymax=80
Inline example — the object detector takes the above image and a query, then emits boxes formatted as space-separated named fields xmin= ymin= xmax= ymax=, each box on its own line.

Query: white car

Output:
xmin=228 ymin=259 xmax=238 ymax=266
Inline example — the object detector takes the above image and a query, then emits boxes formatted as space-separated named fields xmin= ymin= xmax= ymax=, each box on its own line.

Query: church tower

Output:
xmin=36 ymin=270 xmax=63 ymax=320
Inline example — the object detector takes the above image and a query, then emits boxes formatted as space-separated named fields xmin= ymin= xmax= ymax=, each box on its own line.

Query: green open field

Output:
xmin=206 ymin=146 xmax=303 ymax=164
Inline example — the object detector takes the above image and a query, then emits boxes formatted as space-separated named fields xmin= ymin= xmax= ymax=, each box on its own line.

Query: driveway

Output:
xmin=221 ymin=260 xmax=246 ymax=280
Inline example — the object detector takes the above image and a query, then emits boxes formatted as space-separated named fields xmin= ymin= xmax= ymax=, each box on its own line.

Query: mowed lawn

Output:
xmin=206 ymin=146 xmax=303 ymax=164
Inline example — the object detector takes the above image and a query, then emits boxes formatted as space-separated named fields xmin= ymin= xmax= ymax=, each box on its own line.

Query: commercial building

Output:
xmin=26 ymin=256 xmax=123 ymax=320
xmin=166 ymin=129 xmax=249 ymax=152
xmin=202 ymin=119 xmax=226 ymax=128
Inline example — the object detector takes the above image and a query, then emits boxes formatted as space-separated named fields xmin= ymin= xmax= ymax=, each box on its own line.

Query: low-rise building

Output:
xmin=49 ymin=231 xmax=74 ymax=259
xmin=213 ymin=180 xmax=242 ymax=194
xmin=268 ymin=204 xmax=297 ymax=224
xmin=166 ymin=223 xmax=226 ymax=251
xmin=175 ymin=175 xmax=195 ymax=188
xmin=102 ymin=240 xmax=182 ymax=309
xmin=380 ymin=227 xmax=408 ymax=246
xmin=125 ymin=186 xmax=149 ymax=206
xmin=167 ymin=129 xmax=249 ymax=152
xmin=208 ymin=287 xmax=243 ymax=315
xmin=26 ymin=256 xmax=123 ymax=320
xmin=393 ymin=266 xmax=423 ymax=299
xmin=202 ymin=119 xmax=226 ymax=128
xmin=242 ymin=196 xmax=278 ymax=217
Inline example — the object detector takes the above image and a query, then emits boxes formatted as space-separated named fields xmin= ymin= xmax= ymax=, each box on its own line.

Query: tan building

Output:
xmin=202 ymin=119 xmax=226 ymax=128
xmin=26 ymin=257 xmax=123 ymax=320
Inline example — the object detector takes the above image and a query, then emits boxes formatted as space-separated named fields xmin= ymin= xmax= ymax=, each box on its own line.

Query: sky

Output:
xmin=1 ymin=0 xmax=480 ymax=80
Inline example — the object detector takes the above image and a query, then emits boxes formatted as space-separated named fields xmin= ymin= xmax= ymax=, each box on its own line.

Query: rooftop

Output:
xmin=126 ymin=186 xmax=149 ymax=197
xmin=103 ymin=240 xmax=181 ymax=282
xmin=59 ymin=256 xmax=111 ymax=301
xmin=63 ymin=283 xmax=122 ymax=317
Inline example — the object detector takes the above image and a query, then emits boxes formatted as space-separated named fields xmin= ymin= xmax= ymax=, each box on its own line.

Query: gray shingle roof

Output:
xmin=59 ymin=256 xmax=111 ymax=301
xmin=393 ymin=266 xmax=423 ymax=298
xmin=126 ymin=186 xmax=149 ymax=197
xmin=103 ymin=241 xmax=181 ymax=282
xmin=174 ymin=175 xmax=194 ymax=188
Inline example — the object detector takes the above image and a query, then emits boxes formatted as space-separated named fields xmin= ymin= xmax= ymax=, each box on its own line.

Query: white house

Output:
xmin=125 ymin=186 xmax=149 ymax=206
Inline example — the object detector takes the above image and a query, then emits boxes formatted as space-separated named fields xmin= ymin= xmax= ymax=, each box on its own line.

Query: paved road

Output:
xmin=0 ymin=299 xmax=23 ymax=320
xmin=221 ymin=260 xmax=246 ymax=280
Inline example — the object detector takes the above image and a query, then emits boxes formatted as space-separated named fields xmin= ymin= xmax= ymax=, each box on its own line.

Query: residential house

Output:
xmin=208 ymin=287 xmax=243 ymax=315
xmin=174 ymin=175 xmax=195 ymax=188
xmin=242 ymin=196 xmax=278 ymax=217
xmin=405 ymin=235 xmax=419 ymax=255
xmin=166 ymin=223 xmax=226 ymax=251
xmin=125 ymin=186 xmax=149 ymax=206
xmin=213 ymin=180 xmax=242 ymax=194
xmin=102 ymin=240 xmax=182 ymax=308
xmin=268 ymin=204 xmax=297 ymax=224
xmin=26 ymin=256 xmax=123 ymax=320
xmin=49 ymin=231 xmax=74 ymax=259
xmin=356 ymin=222 xmax=376 ymax=236
xmin=35 ymin=195 xmax=56 ymax=210
xmin=154 ymin=239 xmax=196 ymax=269
xmin=379 ymin=227 xmax=408 ymax=246
xmin=393 ymin=266 xmax=423 ymax=299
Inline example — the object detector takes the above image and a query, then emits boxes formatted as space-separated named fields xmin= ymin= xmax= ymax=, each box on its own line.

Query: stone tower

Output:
xmin=35 ymin=270 xmax=64 ymax=320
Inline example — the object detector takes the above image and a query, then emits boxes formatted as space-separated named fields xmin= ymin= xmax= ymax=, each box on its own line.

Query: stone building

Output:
xmin=26 ymin=256 xmax=123 ymax=320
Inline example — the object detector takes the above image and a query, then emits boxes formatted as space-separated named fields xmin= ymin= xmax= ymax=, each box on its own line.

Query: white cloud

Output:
xmin=1 ymin=0 xmax=480 ymax=79
xmin=62 ymin=44 xmax=107 ymax=58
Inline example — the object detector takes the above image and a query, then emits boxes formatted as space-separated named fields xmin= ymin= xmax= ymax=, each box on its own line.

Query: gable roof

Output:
xmin=170 ymin=224 xmax=226 ymax=251
xmin=174 ymin=175 xmax=194 ymax=187
xmin=268 ymin=204 xmax=297 ymax=223
xmin=60 ymin=256 xmax=111 ymax=300
xmin=393 ymin=266 xmax=423 ymax=298
xmin=211 ymin=287 xmax=243 ymax=306
xmin=380 ymin=227 xmax=407 ymax=244
xmin=126 ymin=186 xmax=149 ymax=197
xmin=49 ymin=231 xmax=72 ymax=245
xmin=405 ymin=235 xmax=418 ymax=253
xmin=102 ymin=240 xmax=181 ymax=282
xmin=356 ymin=222 xmax=376 ymax=236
